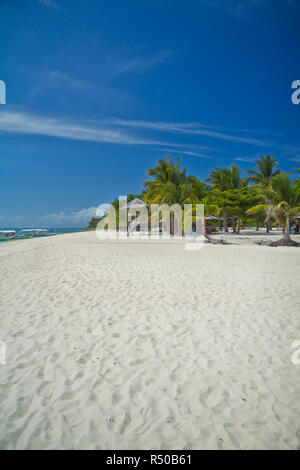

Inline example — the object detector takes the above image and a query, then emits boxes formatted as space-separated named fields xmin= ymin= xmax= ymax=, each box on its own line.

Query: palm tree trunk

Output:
xmin=223 ymin=208 xmax=228 ymax=232
xmin=265 ymin=203 xmax=272 ymax=233
xmin=170 ymin=212 xmax=174 ymax=236
xmin=233 ymin=217 xmax=236 ymax=233
xmin=284 ymin=214 xmax=291 ymax=241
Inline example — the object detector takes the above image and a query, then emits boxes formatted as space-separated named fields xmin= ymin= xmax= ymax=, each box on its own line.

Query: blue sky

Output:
xmin=0 ymin=0 xmax=300 ymax=227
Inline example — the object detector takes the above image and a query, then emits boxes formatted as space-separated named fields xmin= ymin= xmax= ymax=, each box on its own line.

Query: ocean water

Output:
xmin=47 ymin=228 xmax=84 ymax=234
xmin=1 ymin=227 xmax=83 ymax=234
xmin=0 ymin=227 xmax=84 ymax=243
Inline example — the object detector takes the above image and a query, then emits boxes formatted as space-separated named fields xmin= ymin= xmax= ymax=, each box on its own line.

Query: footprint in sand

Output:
xmin=199 ymin=386 xmax=213 ymax=406
xmin=111 ymin=391 xmax=122 ymax=405
xmin=77 ymin=353 xmax=91 ymax=365
xmin=118 ymin=412 xmax=132 ymax=435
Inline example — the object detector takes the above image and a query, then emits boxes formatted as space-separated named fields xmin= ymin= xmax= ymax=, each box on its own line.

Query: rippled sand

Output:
xmin=0 ymin=231 xmax=299 ymax=449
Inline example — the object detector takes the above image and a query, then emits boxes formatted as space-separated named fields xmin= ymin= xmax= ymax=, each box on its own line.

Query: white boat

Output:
xmin=19 ymin=228 xmax=54 ymax=238
xmin=0 ymin=230 xmax=17 ymax=241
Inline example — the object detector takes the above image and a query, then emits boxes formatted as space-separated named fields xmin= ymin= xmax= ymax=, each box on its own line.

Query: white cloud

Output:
xmin=0 ymin=110 xmax=284 ymax=156
xmin=0 ymin=111 xmax=160 ymax=145
xmin=156 ymin=148 xmax=219 ymax=160
xmin=40 ymin=206 xmax=99 ymax=225
xmin=31 ymin=70 xmax=95 ymax=101
xmin=203 ymin=0 xmax=299 ymax=17
xmin=234 ymin=155 xmax=259 ymax=162
xmin=110 ymin=118 xmax=272 ymax=146
xmin=2 ymin=215 xmax=27 ymax=225
xmin=38 ymin=0 xmax=61 ymax=11
xmin=1 ymin=110 xmax=263 ymax=151
xmin=206 ymin=0 xmax=263 ymax=16
xmin=32 ymin=70 xmax=94 ymax=98
xmin=115 ymin=50 xmax=175 ymax=75
xmin=0 ymin=208 xmax=100 ymax=228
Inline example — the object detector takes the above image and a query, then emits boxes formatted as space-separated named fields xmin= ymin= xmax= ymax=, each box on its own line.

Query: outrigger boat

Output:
xmin=0 ymin=230 xmax=17 ymax=241
xmin=0 ymin=228 xmax=56 ymax=243
xmin=19 ymin=228 xmax=54 ymax=238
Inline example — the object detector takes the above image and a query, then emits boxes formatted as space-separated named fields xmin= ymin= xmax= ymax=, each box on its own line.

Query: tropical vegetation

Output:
xmin=87 ymin=154 xmax=300 ymax=244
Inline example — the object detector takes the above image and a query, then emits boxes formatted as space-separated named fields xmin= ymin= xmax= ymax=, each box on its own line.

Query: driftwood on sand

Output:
xmin=204 ymin=234 xmax=228 ymax=245
xmin=255 ymin=238 xmax=300 ymax=247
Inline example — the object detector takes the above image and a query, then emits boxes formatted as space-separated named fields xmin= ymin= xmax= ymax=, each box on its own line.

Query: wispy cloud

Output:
xmin=31 ymin=70 xmax=94 ymax=99
xmin=0 ymin=207 xmax=99 ymax=228
xmin=42 ymin=70 xmax=93 ymax=91
xmin=206 ymin=0 xmax=264 ymax=17
xmin=204 ymin=0 xmax=300 ymax=17
xmin=156 ymin=148 xmax=221 ymax=160
xmin=0 ymin=111 xmax=215 ymax=156
xmin=288 ymin=156 xmax=300 ymax=163
xmin=109 ymin=118 xmax=273 ymax=146
xmin=234 ymin=155 xmax=260 ymax=162
xmin=40 ymin=206 xmax=98 ymax=224
xmin=0 ymin=111 xmax=156 ymax=145
xmin=114 ymin=50 xmax=175 ymax=75
xmin=37 ymin=0 xmax=61 ymax=11
xmin=0 ymin=215 xmax=27 ymax=226
xmin=0 ymin=110 xmax=278 ymax=155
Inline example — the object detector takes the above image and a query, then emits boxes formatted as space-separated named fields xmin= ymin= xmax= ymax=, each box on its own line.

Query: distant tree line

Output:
xmin=87 ymin=155 xmax=300 ymax=243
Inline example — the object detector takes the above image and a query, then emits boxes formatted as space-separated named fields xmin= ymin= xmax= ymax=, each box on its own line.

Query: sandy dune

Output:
xmin=0 ymin=231 xmax=299 ymax=449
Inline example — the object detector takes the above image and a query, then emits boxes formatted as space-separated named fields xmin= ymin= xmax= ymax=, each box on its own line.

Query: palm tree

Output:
xmin=248 ymin=174 xmax=300 ymax=242
xmin=245 ymin=154 xmax=280 ymax=186
xmin=144 ymin=156 xmax=196 ymax=234
xmin=144 ymin=156 xmax=196 ymax=205
xmin=189 ymin=176 xmax=208 ymax=201
xmin=203 ymin=189 xmax=228 ymax=232
xmin=207 ymin=164 xmax=242 ymax=231
xmin=145 ymin=156 xmax=187 ymax=186
xmin=208 ymin=167 xmax=228 ymax=190
xmin=294 ymin=168 xmax=300 ymax=191
xmin=208 ymin=163 xmax=242 ymax=190
xmin=246 ymin=155 xmax=280 ymax=232
xmin=226 ymin=163 xmax=243 ymax=190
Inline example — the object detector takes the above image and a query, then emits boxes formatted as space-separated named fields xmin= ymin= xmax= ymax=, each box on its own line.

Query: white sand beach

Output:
xmin=0 ymin=231 xmax=299 ymax=450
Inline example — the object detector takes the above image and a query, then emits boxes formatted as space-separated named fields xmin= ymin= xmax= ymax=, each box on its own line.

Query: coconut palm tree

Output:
xmin=248 ymin=174 xmax=300 ymax=242
xmin=144 ymin=156 xmax=196 ymax=204
xmin=145 ymin=156 xmax=188 ymax=187
xmin=189 ymin=176 xmax=208 ymax=201
xmin=207 ymin=164 xmax=242 ymax=231
xmin=246 ymin=155 xmax=280 ymax=232
xmin=208 ymin=163 xmax=242 ymax=190
xmin=294 ymin=168 xmax=300 ymax=191
xmin=245 ymin=154 xmax=280 ymax=186
xmin=144 ymin=156 xmax=197 ymax=234
xmin=208 ymin=167 xmax=228 ymax=190
xmin=226 ymin=163 xmax=243 ymax=190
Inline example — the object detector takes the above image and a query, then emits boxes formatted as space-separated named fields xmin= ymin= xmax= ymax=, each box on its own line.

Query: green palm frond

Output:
xmin=246 ymin=204 xmax=268 ymax=215
xmin=245 ymin=154 xmax=280 ymax=186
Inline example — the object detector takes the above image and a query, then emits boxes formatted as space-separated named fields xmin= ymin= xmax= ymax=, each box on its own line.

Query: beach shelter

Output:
xmin=127 ymin=198 xmax=148 ymax=232
xmin=127 ymin=198 xmax=148 ymax=220
xmin=127 ymin=198 xmax=148 ymax=211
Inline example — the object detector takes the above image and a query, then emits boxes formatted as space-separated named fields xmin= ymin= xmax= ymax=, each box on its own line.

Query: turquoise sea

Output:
xmin=46 ymin=228 xmax=84 ymax=234
xmin=0 ymin=228 xmax=84 ymax=243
